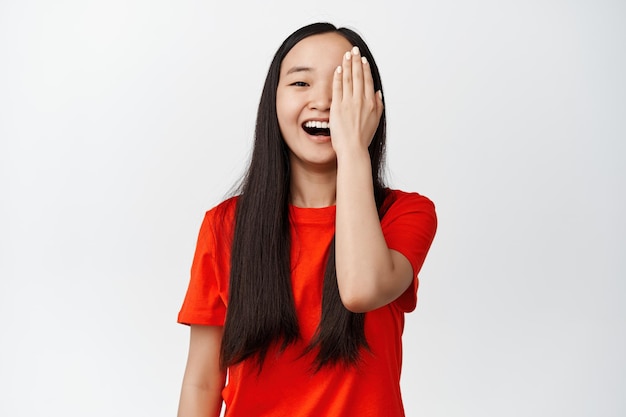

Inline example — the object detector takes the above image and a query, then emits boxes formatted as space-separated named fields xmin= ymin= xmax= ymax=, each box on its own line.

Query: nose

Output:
xmin=308 ymin=84 xmax=332 ymax=111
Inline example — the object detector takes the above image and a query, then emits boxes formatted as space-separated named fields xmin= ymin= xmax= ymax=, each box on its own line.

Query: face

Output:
xmin=276 ymin=32 xmax=353 ymax=170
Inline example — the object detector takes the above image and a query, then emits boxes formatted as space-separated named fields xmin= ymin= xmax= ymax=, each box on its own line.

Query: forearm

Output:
xmin=335 ymin=149 xmax=399 ymax=312
xmin=178 ymin=325 xmax=226 ymax=417
xmin=178 ymin=379 xmax=225 ymax=417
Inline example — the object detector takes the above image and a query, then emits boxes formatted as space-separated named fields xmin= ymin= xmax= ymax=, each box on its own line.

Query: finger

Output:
xmin=351 ymin=46 xmax=364 ymax=98
xmin=376 ymin=90 xmax=384 ymax=119
xmin=362 ymin=55 xmax=376 ymax=102
xmin=332 ymin=64 xmax=343 ymax=103
xmin=342 ymin=50 xmax=352 ymax=98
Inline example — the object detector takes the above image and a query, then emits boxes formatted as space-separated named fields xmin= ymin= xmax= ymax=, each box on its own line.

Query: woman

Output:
xmin=177 ymin=22 xmax=437 ymax=417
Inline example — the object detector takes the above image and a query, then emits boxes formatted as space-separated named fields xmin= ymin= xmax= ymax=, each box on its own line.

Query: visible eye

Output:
xmin=290 ymin=81 xmax=309 ymax=87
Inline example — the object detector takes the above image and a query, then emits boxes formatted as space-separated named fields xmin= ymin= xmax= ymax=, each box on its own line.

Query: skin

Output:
xmin=276 ymin=33 xmax=352 ymax=207
xmin=277 ymin=32 xmax=414 ymax=312
xmin=332 ymin=42 xmax=414 ymax=313
xmin=178 ymin=32 xmax=415 ymax=416
xmin=178 ymin=326 xmax=226 ymax=417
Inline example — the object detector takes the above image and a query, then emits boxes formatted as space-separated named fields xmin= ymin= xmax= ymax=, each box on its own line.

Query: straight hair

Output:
xmin=220 ymin=22 xmax=389 ymax=371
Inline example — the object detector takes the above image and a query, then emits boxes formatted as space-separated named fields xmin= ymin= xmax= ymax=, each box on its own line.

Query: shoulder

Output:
xmin=380 ymin=188 xmax=437 ymax=245
xmin=205 ymin=195 xmax=239 ymax=220
xmin=383 ymin=188 xmax=436 ymax=217
xmin=198 ymin=196 xmax=239 ymax=246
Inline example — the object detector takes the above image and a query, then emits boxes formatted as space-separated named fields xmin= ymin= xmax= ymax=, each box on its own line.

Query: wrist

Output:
xmin=335 ymin=147 xmax=372 ymax=173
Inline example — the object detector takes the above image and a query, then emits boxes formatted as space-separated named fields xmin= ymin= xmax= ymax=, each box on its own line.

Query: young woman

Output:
xmin=177 ymin=22 xmax=437 ymax=417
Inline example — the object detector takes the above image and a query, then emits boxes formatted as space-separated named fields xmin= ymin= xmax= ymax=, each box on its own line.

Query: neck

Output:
xmin=289 ymin=161 xmax=337 ymax=208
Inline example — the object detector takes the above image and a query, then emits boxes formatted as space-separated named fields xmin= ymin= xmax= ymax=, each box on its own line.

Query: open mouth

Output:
xmin=302 ymin=120 xmax=330 ymax=137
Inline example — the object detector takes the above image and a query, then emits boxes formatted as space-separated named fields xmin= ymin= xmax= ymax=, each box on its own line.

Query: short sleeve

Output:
xmin=381 ymin=190 xmax=437 ymax=312
xmin=177 ymin=209 xmax=228 ymax=326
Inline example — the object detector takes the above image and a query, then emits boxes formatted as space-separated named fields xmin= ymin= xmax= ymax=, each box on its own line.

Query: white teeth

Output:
xmin=304 ymin=121 xmax=330 ymax=129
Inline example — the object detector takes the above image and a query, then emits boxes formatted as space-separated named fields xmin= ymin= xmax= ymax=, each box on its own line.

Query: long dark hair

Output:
xmin=220 ymin=22 xmax=389 ymax=371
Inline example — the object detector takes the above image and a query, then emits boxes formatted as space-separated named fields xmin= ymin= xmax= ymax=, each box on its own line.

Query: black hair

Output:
xmin=220 ymin=22 xmax=389 ymax=371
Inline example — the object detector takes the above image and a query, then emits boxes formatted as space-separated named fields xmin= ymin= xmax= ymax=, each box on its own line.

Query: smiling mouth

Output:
xmin=302 ymin=121 xmax=330 ymax=136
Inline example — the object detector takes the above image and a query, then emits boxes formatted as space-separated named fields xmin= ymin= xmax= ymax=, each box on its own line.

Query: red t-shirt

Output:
xmin=178 ymin=189 xmax=437 ymax=417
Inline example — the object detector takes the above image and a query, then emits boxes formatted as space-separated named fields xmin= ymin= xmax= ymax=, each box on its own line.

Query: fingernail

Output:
xmin=336 ymin=65 xmax=342 ymax=74
xmin=378 ymin=90 xmax=383 ymax=100
xmin=345 ymin=51 xmax=351 ymax=60
xmin=352 ymin=46 xmax=360 ymax=55
xmin=361 ymin=56 xmax=368 ymax=64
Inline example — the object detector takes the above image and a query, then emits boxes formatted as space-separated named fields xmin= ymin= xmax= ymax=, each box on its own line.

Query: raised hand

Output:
xmin=329 ymin=46 xmax=384 ymax=158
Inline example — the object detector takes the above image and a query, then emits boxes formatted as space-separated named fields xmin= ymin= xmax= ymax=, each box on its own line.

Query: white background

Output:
xmin=1 ymin=1 xmax=624 ymax=416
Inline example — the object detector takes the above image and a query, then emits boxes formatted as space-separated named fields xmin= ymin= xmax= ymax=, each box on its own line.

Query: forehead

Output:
xmin=280 ymin=33 xmax=353 ymax=74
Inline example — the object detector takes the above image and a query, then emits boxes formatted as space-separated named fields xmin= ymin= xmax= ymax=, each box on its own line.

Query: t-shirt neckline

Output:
xmin=288 ymin=204 xmax=336 ymax=224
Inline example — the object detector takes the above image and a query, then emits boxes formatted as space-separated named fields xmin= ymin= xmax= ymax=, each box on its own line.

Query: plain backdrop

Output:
xmin=1 ymin=1 xmax=624 ymax=416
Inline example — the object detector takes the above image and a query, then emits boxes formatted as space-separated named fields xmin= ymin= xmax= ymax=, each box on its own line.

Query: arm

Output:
xmin=331 ymin=47 xmax=413 ymax=313
xmin=178 ymin=325 xmax=226 ymax=417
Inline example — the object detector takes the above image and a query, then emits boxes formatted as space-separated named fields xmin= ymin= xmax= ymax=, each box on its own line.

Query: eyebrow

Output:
xmin=285 ymin=66 xmax=314 ymax=75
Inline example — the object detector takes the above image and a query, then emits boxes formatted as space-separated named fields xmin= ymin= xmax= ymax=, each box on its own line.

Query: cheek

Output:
xmin=276 ymin=94 xmax=299 ymax=130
